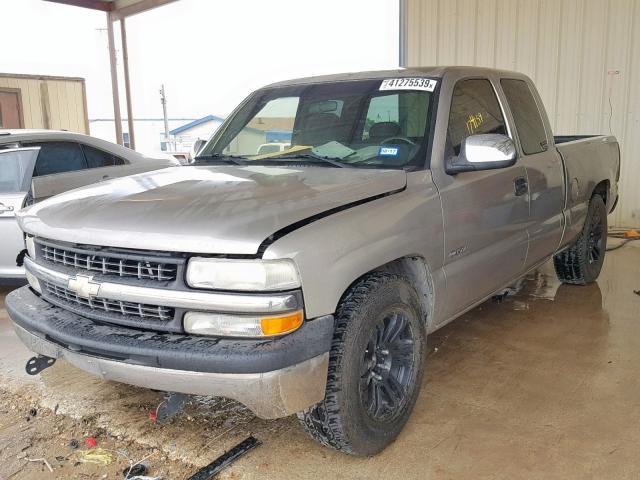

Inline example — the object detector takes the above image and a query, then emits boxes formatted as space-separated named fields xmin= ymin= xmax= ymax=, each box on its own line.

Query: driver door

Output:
xmin=432 ymin=78 xmax=529 ymax=321
xmin=0 ymin=147 xmax=39 ymax=280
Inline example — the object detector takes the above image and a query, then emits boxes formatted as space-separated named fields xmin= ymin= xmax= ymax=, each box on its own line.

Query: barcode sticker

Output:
xmin=380 ymin=78 xmax=437 ymax=92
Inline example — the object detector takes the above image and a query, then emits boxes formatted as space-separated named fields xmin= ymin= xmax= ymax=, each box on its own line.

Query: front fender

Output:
xmin=263 ymin=172 xmax=444 ymax=319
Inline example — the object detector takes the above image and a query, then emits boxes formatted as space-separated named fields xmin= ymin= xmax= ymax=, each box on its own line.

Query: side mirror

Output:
xmin=446 ymin=134 xmax=516 ymax=174
xmin=193 ymin=138 xmax=207 ymax=156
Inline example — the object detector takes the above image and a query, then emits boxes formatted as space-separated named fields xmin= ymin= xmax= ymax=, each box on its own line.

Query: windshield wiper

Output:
xmin=262 ymin=153 xmax=350 ymax=168
xmin=193 ymin=153 xmax=246 ymax=165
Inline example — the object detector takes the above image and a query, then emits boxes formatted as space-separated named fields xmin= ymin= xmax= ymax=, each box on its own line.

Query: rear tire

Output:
xmin=297 ymin=272 xmax=426 ymax=456
xmin=554 ymin=194 xmax=607 ymax=284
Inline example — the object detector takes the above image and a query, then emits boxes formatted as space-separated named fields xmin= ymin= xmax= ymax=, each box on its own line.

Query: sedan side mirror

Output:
xmin=193 ymin=138 xmax=207 ymax=157
xmin=446 ymin=134 xmax=517 ymax=174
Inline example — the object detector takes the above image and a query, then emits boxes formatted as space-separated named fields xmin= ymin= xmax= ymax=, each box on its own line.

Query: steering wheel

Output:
xmin=381 ymin=136 xmax=416 ymax=146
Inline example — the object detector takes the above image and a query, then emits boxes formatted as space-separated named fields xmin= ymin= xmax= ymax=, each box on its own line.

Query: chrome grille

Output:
xmin=44 ymin=281 xmax=175 ymax=322
xmin=40 ymin=243 xmax=177 ymax=281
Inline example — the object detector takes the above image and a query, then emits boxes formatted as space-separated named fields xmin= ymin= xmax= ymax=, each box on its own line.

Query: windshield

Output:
xmin=198 ymin=78 xmax=436 ymax=168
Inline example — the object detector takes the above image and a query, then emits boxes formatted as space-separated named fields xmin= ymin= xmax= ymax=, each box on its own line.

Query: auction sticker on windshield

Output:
xmin=380 ymin=78 xmax=437 ymax=92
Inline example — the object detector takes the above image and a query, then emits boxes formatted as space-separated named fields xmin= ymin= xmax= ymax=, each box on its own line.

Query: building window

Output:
xmin=123 ymin=132 xmax=130 ymax=148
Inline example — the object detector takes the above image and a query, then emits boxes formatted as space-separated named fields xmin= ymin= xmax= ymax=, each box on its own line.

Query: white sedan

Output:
xmin=0 ymin=129 xmax=179 ymax=284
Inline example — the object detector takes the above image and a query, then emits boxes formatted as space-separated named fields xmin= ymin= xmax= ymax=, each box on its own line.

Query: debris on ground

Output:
xmin=0 ymin=387 xmax=193 ymax=479
xmin=607 ymin=228 xmax=640 ymax=251
xmin=26 ymin=457 xmax=54 ymax=472
xmin=85 ymin=437 xmax=98 ymax=448
xmin=633 ymin=290 xmax=640 ymax=296
xmin=123 ymin=462 xmax=148 ymax=477
xmin=77 ymin=448 xmax=115 ymax=466
xmin=187 ymin=436 xmax=261 ymax=480
xmin=155 ymin=393 xmax=189 ymax=424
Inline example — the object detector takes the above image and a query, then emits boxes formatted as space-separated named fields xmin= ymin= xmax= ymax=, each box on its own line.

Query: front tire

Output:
xmin=297 ymin=272 xmax=427 ymax=456
xmin=554 ymin=194 xmax=607 ymax=284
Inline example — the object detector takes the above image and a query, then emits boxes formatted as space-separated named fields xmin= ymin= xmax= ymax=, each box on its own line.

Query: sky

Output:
xmin=1 ymin=0 xmax=399 ymax=120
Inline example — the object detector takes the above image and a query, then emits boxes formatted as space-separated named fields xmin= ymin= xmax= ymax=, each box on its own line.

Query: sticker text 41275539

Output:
xmin=379 ymin=78 xmax=437 ymax=92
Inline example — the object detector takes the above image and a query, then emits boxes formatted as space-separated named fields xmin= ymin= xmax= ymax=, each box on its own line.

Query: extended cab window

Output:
xmin=448 ymin=79 xmax=507 ymax=155
xmin=31 ymin=142 xmax=86 ymax=177
xmin=501 ymin=79 xmax=548 ymax=155
xmin=82 ymin=145 xmax=126 ymax=168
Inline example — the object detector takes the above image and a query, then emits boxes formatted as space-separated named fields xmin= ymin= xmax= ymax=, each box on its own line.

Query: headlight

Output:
xmin=184 ymin=310 xmax=303 ymax=337
xmin=186 ymin=258 xmax=300 ymax=291
xmin=25 ymin=235 xmax=36 ymax=259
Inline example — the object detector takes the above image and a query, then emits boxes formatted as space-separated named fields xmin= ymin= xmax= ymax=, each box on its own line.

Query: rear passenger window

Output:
xmin=501 ymin=79 xmax=548 ymax=155
xmin=448 ymin=79 xmax=507 ymax=155
xmin=31 ymin=142 xmax=86 ymax=177
xmin=83 ymin=145 xmax=125 ymax=168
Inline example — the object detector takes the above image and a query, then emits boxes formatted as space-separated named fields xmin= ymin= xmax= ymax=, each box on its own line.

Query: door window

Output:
xmin=0 ymin=148 xmax=38 ymax=192
xmin=31 ymin=142 xmax=87 ymax=177
xmin=82 ymin=144 xmax=126 ymax=168
xmin=500 ymin=79 xmax=548 ymax=155
xmin=448 ymin=79 xmax=507 ymax=155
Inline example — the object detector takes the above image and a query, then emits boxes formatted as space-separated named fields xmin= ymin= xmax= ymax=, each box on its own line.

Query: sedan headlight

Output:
xmin=186 ymin=258 xmax=300 ymax=291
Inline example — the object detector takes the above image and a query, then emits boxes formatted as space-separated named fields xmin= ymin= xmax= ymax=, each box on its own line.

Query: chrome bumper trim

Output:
xmin=24 ymin=257 xmax=299 ymax=314
xmin=14 ymin=323 xmax=328 ymax=419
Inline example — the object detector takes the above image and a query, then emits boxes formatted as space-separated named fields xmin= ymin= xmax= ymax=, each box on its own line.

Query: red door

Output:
xmin=0 ymin=89 xmax=24 ymax=129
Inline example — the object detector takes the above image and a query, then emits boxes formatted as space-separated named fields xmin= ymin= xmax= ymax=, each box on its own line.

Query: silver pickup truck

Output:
xmin=6 ymin=67 xmax=620 ymax=456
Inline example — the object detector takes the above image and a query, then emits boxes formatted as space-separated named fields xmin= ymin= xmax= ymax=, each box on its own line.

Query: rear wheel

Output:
xmin=297 ymin=272 xmax=426 ymax=456
xmin=554 ymin=194 xmax=607 ymax=284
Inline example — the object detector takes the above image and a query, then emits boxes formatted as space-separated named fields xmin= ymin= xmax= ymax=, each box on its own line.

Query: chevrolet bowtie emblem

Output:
xmin=67 ymin=274 xmax=101 ymax=298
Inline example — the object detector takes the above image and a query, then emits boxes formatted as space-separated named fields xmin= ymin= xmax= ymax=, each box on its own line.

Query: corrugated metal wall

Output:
xmin=0 ymin=74 xmax=89 ymax=134
xmin=405 ymin=0 xmax=640 ymax=227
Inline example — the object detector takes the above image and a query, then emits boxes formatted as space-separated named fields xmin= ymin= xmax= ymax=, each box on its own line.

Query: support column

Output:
xmin=120 ymin=17 xmax=135 ymax=149
xmin=106 ymin=11 xmax=123 ymax=145
xmin=398 ymin=0 xmax=407 ymax=67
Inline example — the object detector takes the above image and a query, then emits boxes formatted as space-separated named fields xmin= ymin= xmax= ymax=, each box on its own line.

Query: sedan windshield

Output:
xmin=198 ymin=78 xmax=436 ymax=169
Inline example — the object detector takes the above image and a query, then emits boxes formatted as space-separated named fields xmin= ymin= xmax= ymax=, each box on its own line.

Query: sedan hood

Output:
xmin=18 ymin=165 xmax=406 ymax=255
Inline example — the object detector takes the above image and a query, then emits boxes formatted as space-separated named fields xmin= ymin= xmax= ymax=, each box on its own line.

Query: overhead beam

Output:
xmin=110 ymin=0 xmax=177 ymax=19
xmin=43 ymin=0 xmax=114 ymax=12
xmin=43 ymin=0 xmax=178 ymax=18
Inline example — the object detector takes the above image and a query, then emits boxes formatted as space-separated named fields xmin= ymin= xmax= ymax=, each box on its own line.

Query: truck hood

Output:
xmin=18 ymin=165 xmax=406 ymax=255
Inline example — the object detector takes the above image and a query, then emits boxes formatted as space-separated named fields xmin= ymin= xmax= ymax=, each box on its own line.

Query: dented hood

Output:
xmin=17 ymin=165 xmax=406 ymax=255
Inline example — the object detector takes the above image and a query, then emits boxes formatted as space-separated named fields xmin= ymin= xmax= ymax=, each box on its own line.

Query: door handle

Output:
xmin=514 ymin=177 xmax=528 ymax=196
xmin=0 ymin=203 xmax=15 ymax=213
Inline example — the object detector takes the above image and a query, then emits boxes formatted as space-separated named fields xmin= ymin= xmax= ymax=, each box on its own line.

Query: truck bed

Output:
xmin=555 ymin=135 xmax=620 ymax=244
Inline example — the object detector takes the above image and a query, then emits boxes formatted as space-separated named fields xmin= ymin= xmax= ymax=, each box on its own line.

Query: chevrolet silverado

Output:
xmin=6 ymin=67 xmax=620 ymax=455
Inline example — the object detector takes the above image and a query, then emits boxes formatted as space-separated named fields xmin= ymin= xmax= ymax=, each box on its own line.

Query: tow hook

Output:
xmin=25 ymin=355 xmax=56 ymax=375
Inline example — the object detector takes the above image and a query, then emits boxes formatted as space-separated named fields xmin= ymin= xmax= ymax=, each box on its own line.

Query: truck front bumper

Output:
xmin=7 ymin=286 xmax=333 ymax=419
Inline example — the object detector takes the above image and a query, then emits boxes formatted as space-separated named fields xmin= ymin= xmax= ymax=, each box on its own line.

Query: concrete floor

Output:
xmin=1 ymin=243 xmax=639 ymax=479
